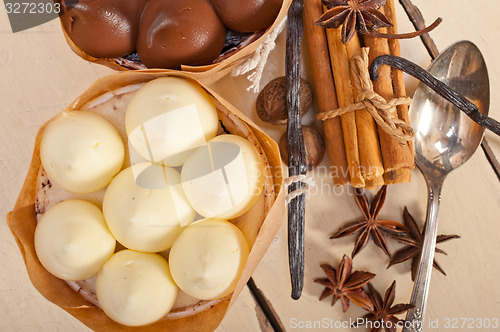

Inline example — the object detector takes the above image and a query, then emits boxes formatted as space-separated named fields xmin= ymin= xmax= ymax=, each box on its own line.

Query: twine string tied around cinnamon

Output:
xmin=317 ymin=48 xmax=414 ymax=145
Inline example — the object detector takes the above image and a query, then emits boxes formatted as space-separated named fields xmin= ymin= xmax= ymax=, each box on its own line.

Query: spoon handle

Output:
xmin=403 ymin=180 xmax=444 ymax=332
xmin=370 ymin=55 xmax=500 ymax=137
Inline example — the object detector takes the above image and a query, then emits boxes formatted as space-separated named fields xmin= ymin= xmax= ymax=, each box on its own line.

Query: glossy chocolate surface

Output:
xmin=208 ymin=0 xmax=283 ymax=33
xmin=60 ymin=0 xmax=148 ymax=59
xmin=137 ymin=0 xmax=226 ymax=69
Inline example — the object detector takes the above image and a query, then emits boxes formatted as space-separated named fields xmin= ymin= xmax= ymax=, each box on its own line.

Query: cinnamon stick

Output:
xmin=344 ymin=34 xmax=385 ymax=182
xmin=386 ymin=0 xmax=412 ymax=144
xmin=384 ymin=168 xmax=411 ymax=184
xmin=384 ymin=0 xmax=414 ymax=184
xmin=363 ymin=4 xmax=413 ymax=180
xmin=325 ymin=25 xmax=364 ymax=187
xmin=303 ymin=0 xmax=349 ymax=186
xmin=365 ymin=176 xmax=385 ymax=189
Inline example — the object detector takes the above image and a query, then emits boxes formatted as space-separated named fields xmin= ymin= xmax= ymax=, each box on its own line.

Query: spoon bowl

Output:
xmin=403 ymin=40 xmax=489 ymax=331
xmin=411 ymin=40 xmax=489 ymax=179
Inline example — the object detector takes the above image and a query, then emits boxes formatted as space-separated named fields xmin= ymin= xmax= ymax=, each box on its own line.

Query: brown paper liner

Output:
xmin=6 ymin=70 xmax=284 ymax=331
xmin=60 ymin=0 xmax=292 ymax=85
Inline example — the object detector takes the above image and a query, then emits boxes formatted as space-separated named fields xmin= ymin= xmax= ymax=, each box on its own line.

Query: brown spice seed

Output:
xmin=279 ymin=125 xmax=325 ymax=169
xmin=256 ymin=76 xmax=313 ymax=125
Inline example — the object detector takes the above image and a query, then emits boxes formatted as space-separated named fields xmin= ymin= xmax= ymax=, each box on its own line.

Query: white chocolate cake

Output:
xmin=33 ymin=77 xmax=275 ymax=326
xmin=96 ymin=250 xmax=178 ymax=326
xmin=40 ymin=111 xmax=124 ymax=194
xmin=181 ymin=134 xmax=265 ymax=220
xmin=169 ymin=219 xmax=250 ymax=300
xmin=126 ymin=77 xmax=219 ymax=166
xmin=34 ymin=200 xmax=116 ymax=281
xmin=103 ymin=163 xmax=195 ymax=252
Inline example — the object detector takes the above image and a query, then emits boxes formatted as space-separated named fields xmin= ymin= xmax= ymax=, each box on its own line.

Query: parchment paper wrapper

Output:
xmin=7 ymin=70 xmax=285 ymax=331
xmin=60 ymin=0 xmax=291 ymax=84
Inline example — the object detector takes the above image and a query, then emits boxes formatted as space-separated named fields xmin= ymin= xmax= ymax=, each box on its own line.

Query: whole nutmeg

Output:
xmin=256 ymin=76 xmax=313 ymax=125
xmin=279 ymin=125 xmax=325 ymax=169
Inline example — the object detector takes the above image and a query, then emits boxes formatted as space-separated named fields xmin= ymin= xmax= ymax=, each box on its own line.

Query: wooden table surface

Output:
xmin=1 ymin=1 xmax=500 ymax=331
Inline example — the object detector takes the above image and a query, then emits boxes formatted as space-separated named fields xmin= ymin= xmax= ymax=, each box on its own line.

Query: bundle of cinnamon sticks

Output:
xmin=304 ymin=0 xmax=414 ymax=188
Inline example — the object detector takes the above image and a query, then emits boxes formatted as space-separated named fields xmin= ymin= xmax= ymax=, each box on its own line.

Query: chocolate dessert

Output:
xmin=208 ymin=0 xmax=282 ymax=33
xmin=59 ymin=0 xmax=148 ymax=58
xmin=58 ymin=0 xmax=285 ymax=69
xmin=137 ymin=0 xmax=226 ymax=69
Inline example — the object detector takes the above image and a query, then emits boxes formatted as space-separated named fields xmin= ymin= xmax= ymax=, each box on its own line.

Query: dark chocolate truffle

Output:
xmin=208 ymin=0 xmax=283 ymax=33
xmin=59 ymin=0 xmax=148 ymax=58
xmin=137 ymin=0 xmax=226 ymax=69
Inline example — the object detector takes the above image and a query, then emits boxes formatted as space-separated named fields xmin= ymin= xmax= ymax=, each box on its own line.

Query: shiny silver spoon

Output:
xmin=405 ymin=40 xmax=488 ymax=331
xmin=373 ymin=40 xmax=489 ymax=331
xmin=370 ymin=40 xmax=490 ymax=330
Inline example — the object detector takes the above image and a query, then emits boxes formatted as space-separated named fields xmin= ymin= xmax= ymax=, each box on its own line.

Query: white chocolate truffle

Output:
xmin=34 ymin=200 xmax=116 ymax=281
xmin=103 ymin=163 xmax=195 ymax=252
xmin=96 ymin=250 xmax=178 ymax=326
xmin=169 ymin=219 xmax=249 ymax=300
xmin=40 ymin=111 xmax=125 ymax=194
xmin=126 ymin=77 xmax=218 ymax=166
xmin=181 ymin=134 xmax=265 ymax=220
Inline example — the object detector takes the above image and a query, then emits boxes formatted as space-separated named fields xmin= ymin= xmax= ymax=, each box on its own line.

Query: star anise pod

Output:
xmin=330 ymin=185 xmax=408 ymax=258
xmin=315 ymin=0 xmax=442 ymax=44
xmin=388 ymin=207 xmax=460 ymax=281
xmin=314 ymin=254 xmax=375 ymax=312
xmin=316 ymin=0 xmax=392 ymax=44
xmin=361 ymin=281 xmax=414 ymax=332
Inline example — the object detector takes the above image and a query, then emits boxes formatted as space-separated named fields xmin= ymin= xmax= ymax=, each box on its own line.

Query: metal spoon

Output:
xmin=402 ymin=40 xmax=489 ymax=331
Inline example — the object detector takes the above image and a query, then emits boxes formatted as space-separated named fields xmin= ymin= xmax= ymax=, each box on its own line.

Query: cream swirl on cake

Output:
xmin=103 ymin=163 xmax=195 ymax=252
xmin=40 ymin=111 xmax=124 ymax=194
xmin=96 ymin=250 xmax=178 ymax=326
xmin=181 ymin=134 xmax=265 ymax=220
xmin=125 ymin=77 xmax=219 ymax=167
xmin=34 ymin=200 xmax=116 ymax=281
xmin=169 ymin=219 xmax=250 ymax=300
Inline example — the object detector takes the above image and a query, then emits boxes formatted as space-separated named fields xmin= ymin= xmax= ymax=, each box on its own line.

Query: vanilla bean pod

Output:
xmin=370 ymin=55 xmax=500 ymax=136
xmin=286 ymin=0 xmax=308 ymax=300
